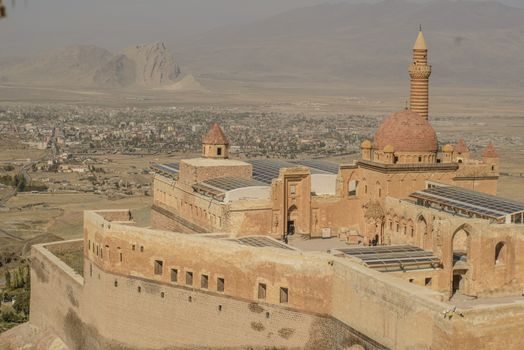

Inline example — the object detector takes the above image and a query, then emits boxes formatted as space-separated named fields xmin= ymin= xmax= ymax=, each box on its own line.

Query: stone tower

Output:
xmin=409 ymin=29 xmax=432 ymax=120
xmin=202 ymin=123 xmax=230 ymax=159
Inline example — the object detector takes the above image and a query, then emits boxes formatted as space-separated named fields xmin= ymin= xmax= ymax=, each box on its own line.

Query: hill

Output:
xmin=1 ymin=42 xmax=181 ymax=89
xmin=175 ymin=0 xmax=524 ymax=89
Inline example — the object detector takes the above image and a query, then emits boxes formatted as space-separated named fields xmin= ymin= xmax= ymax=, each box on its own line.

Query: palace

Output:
xmin=151 ymin=30 xmax=517 ymax=299
xmin=7 ymin=30 xmax=524 ymax=350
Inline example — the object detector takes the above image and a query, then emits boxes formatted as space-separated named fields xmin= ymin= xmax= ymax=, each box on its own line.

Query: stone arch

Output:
xmin=407 ymin=219 xmax=415 ymax=238
xmin=417 ymin=214 xmax=429 ymax=248
xmin=375 ymin=181 xmax=382 ymax=199
xmin=360 ymin=178 xmax=367 ymax=197
xmin=450 ymin=224 xmax=473 ymax=296
xmin=452 ymin=224 xmax=472 ymax=257
xmin=495 ymin=241 xmax=507 ymax=265
xmin=286 ymin=205 xmax=299 ymax=235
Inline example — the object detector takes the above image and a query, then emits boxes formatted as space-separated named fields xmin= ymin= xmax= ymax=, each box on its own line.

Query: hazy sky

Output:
xmin=0 ymin=0 xmax=521 ymax=57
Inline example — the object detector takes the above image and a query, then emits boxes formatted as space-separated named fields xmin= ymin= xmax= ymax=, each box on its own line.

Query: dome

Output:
xmin=442 ymin=144 xmax=454 ymax=153
xmin=383 ymin=145 xmax=395 ymax=153
xmin=361 ymin=139 xmax=372 ymax=149
xmin=374 ymin=110 xmax=438 ymax=152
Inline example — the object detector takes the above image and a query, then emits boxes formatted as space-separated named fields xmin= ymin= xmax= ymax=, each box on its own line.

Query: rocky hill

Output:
xmin=1 ymin=42 xmax=181 ymax=88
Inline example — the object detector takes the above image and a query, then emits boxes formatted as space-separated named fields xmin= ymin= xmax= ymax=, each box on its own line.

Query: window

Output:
xmin=418 ymin=156 xmax=422 ymax=162
xmin=290 ymin=185 xmax=296 ymax=194
xmin=409 ymin=279 xmax=414 ymax=283
xmin=348 ymin=180 xmax=357 ymax=197
xmin=364 ymin=185 xmax=368 ymax=194
xmin=160 ymin=292 xmax=165 ymax=298
xmin=170 ymin=268 xmax=178 ymax=282
xmin=140 ymin=246 xmax=144 ymax=252
xmin=88 ymin=240 xmax=91 ymax=250
xmin=217 ymin=277 xmax=225 ymax=292
xmin=186 ymin=271 xmax=193 ymax=286
xmin=201 ymin=274 xmax=209 ymax=289
xmin=425 ymin=278 xmax=432 ymax=286
xmin=119 ymin=252 xmax=123 ymax=262
xmin=258 ymin=283 xmax=267 ymax=300
xmin=89 ymin=263 xmax=92 ymax=277
xmin=218 ymin=305 xmax=222 ymax=311
xmin=495 ymin=242 xmax=506 ymax=265
xmin=138 ymin=286 xmax=141 ymax=293
xmin=132 ymin=244 xmax=136 ymax=251
xmin=279 ymin=287 xmax=288 ymax=304
xmin=217 ymin=147 xmax=222 ymax=156
xmin=114 ymin=280 xmax=118 ymax=287
xmin=154 ymin=260 xmax=163 ymax=275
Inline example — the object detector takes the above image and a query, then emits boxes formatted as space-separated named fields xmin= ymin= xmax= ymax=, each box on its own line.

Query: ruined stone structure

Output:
xmin=12 ymin=30 xmax=524 ymax=350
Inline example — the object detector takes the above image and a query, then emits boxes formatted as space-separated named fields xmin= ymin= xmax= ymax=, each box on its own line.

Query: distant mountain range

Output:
xmin=1 ymin=0 xmax=523 ymax=91
xmin=174 ymin=0 xmax=524 ymax=88
xmin=0 ymin=42 xmax=181 ymax=88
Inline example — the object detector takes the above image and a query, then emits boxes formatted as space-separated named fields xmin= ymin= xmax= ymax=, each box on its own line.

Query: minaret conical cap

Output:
xmin=413 ymin=30 xmax=427 ymax=50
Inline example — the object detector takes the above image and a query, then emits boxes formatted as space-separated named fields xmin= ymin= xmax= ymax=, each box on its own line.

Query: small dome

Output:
xmin=383 ymin=145 xmax=395 ymax=153
xmin=374 ymin=110 xmax=438 ymax=152
xmin=360 ymin=139 xmax=372 ymax=149
xmin=442 ymin=144 xmax=454 ymax=153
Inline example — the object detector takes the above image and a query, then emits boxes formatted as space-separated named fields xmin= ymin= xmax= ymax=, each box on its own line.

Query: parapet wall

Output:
xmin=29 ymin=210 xmax=524 ymax=350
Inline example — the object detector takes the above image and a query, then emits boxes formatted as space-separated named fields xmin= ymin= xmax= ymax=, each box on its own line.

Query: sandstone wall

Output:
xmin=29 ymin=210 xmax=524 ymax=350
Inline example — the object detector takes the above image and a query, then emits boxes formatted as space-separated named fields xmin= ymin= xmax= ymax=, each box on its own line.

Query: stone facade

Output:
xmin=24 ymin=210 xmax=524 ymax=350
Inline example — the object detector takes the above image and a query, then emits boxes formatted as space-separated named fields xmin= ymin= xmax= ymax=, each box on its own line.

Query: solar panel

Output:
xmin=151 ymin=162 xmax=180 ymax=177
xmin=193 ymin=176 xmax=268 ymax=199
xmin=229 ymin=236 xmax=294 ymax=250
xmin=247 ymin=159 xmax=331 ymax=184
xmin=340 ymin=245 xmax=441 ymax=272
xmin=290 ymin=160 xmax=339 ymax=174
xmin=411 ymin=185 xmax=524 ymax=221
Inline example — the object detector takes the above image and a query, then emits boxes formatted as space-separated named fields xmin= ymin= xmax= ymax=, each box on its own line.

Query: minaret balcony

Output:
xmin=409 ymin=64 xmax=432 ymax=79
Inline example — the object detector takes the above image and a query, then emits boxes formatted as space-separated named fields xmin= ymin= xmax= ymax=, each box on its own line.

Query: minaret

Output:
xmin=409 ymin=28 xmax=432 ymax=120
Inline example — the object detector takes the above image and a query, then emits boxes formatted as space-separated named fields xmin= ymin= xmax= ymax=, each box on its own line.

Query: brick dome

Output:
xmin=374 ymin=110 xmax=438 ymax=152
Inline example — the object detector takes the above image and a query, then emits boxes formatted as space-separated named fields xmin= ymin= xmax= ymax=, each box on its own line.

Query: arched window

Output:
xmin=495 ymin=242 xmax=506 ymax=265
xmin=348 ymin=180 xmax=358 ymax=197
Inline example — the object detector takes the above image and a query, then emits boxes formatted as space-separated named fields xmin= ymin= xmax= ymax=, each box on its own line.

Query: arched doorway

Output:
xmin=451 ymin=225 xmax=471 ymax=296
xmin=417 ymin=215 xmax=428 ymax=249
xmin=287 ymin=205 xmax=298 ymax=235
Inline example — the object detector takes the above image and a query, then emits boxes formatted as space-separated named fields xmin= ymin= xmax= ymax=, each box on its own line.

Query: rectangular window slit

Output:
xmin=201 ymin=274 xmax=209 ymax=289
xmin=186 ymin=271 xmax=193 ymax=286
xmin=280 ymin=287 xmax=288 ymax=304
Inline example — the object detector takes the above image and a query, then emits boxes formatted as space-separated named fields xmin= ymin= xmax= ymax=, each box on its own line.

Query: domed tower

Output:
xmin=409 ymin=28 xmax=432 ymax=120
xmin=373 ymin=110 xmax=438 ymax=164
xmin=202 ymin=123 xmax=230 ymax=159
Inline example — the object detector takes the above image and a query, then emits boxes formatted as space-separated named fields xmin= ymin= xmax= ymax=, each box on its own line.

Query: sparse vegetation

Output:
xmin=0 ymin=265 xmax=31 ymax=333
